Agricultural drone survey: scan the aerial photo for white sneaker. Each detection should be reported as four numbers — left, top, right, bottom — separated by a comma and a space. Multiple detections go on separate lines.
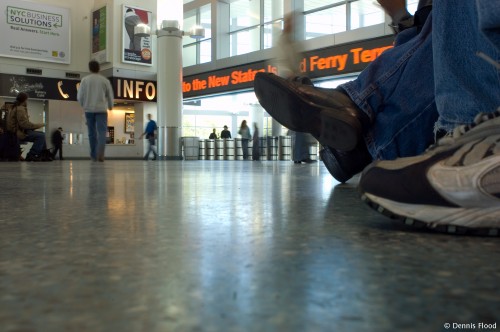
359, 109, 500, 236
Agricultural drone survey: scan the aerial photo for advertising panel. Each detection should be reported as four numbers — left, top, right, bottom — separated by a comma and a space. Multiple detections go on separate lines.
0, 73, 79, 101
122, 5, 153, 66
91, 6, 109, 64
0, 0, 71, 64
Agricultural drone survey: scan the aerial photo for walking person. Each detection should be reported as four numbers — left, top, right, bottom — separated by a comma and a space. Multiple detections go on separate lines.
139, 113, 158, 161
51, 127, 64, 160
77, 60, 114, 162
252, 122, 260, 161
238, 120, 251, 160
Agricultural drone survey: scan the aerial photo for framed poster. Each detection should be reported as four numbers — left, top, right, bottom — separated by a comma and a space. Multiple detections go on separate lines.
0, 0, 71, 64
91, 6, 109, 64
124, 113, 135, 133
122, 5, 152, 66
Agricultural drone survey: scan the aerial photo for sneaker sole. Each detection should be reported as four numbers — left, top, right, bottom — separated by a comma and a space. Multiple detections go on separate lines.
361, 193, 500, 237
254, 75, 361, 151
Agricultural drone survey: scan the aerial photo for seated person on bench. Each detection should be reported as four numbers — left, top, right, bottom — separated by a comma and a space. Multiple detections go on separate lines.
6, 92, 49, 162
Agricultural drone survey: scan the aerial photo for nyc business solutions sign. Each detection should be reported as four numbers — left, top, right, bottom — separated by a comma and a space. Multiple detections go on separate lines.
0, 0, 70, 64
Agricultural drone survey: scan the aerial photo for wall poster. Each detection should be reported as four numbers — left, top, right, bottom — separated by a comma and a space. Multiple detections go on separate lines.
0, 0, 71, 64
91, 6, 109, 64
124, 113, 135, 133
122, 5, 153, 66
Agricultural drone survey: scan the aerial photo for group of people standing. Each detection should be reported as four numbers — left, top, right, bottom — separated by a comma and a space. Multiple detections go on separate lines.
208, 122, 260, 160
209, 125, 232, 139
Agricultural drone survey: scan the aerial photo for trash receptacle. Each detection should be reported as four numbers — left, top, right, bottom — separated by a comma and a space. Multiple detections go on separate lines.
182, 136, 199, 160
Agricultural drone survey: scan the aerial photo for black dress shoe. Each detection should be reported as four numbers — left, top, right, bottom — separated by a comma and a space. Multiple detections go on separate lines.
319, 142, 373, 183
254, 72, 371, 151
301, 158, 317, 163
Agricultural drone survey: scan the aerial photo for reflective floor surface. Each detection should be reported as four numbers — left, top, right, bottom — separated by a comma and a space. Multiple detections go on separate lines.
0, 160, 499, 332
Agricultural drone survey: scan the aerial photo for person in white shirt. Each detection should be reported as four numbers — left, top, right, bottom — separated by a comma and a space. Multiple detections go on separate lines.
77, 60, 114, 162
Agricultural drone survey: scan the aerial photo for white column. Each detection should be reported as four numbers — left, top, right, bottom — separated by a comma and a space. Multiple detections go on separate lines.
157, 0, 183, 160
157, 29, 182, 159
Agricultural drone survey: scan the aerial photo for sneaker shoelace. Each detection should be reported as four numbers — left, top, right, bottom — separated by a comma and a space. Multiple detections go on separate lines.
438, 51, 500, 143
431, 108, 500, 149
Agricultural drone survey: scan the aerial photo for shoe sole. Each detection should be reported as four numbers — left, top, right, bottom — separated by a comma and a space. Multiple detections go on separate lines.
254, 75, 361, 150
319, 148, 351, 183
361, 193, 500, 237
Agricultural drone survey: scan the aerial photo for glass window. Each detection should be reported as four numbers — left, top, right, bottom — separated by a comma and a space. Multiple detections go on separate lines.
182, 44, 196, 67
183, 13, 197, 47
304, 0, 345, 12
350, 0, 384, 30
182, 115, 196, 137
230, 0, 260, 32
305, 5, 347, 40
263, 116, 273, 137
183, 115, 233, 138
199, 40, 211, 64
230, 26, 260, 56
182, 4, 211, 66
200, 4, 211, 39
264, 0, 283, 22
263, 22, 281, 50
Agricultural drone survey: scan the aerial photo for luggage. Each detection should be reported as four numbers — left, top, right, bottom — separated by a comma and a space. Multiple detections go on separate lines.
0, 132, 20, 161
0, 103, 21, 161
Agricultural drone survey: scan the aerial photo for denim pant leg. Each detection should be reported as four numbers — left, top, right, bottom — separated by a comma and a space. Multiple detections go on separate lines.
85, 113, 97, 159
433, 0, 500, 131
24, 130, 46, 156
95, 113, 108, 160
476, 0, 500, 52
150, 139, 157, 158
340, 16, 437, 160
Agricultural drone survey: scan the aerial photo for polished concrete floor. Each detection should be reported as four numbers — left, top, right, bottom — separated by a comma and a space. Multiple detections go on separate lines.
0, 160, 499, 332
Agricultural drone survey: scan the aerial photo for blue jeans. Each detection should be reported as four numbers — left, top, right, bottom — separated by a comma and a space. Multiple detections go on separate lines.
341, 16, 437, 160
477, 0, 500, 51
242, 139, 249, 159
433, 0, 500, 131
144, 137, 157, 160
340, 0, 500, 160
24, 130, 47, 156
85, 112, 107, 160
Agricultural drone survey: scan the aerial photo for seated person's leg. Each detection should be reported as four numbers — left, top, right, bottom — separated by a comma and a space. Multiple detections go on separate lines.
359, 0, 500, 234
433, 0, 500, 131
24, 130, 46, 159
254, 11, 436, 182
340, 15, 436, 161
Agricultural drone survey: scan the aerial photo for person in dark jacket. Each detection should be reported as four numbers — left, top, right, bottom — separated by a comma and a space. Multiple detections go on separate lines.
51, 127, 64, 160
220, 125, 231, 139
209, 128, 217, 139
